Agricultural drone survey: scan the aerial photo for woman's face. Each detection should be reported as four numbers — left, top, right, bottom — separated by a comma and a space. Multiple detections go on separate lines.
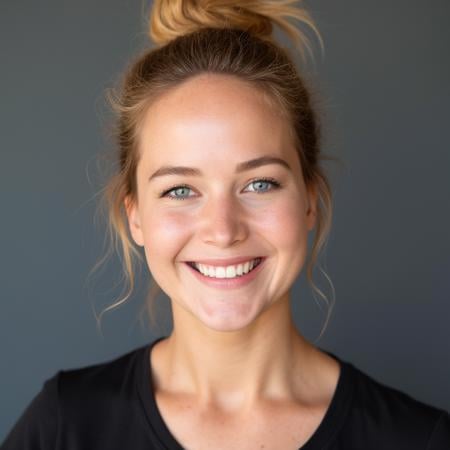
126, 74, 317, 331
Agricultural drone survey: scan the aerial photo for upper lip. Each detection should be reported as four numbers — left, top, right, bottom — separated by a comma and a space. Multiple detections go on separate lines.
186, 256, 264, 267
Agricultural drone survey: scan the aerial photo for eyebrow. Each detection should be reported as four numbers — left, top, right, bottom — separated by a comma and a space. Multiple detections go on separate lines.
148, 156, 291, 182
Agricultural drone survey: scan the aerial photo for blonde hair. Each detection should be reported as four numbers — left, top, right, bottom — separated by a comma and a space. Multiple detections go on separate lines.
92, 0, 337, 342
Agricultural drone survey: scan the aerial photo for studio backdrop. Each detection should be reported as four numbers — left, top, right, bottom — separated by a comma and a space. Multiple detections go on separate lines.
1, 0, 449, 440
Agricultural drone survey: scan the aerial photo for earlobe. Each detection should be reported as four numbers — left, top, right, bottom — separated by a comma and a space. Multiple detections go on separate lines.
306, 183, 318, 230
124, 196, 145, 247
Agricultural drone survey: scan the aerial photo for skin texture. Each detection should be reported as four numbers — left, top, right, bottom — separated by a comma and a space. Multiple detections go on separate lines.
125, 74, 338, 420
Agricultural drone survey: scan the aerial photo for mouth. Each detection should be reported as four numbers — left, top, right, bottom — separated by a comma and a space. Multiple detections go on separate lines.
185, 257, 265, 279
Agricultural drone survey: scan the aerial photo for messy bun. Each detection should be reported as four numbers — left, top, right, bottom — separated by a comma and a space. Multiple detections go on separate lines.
95, 0, 335, 341
150, 0, 323, 60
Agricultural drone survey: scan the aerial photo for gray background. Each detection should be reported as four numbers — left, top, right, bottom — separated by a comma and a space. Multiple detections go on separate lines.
1, 0, 449, 440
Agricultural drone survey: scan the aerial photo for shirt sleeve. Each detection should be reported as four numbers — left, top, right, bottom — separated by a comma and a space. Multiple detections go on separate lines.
0, 372, 60, 450
427, 411, 450, 450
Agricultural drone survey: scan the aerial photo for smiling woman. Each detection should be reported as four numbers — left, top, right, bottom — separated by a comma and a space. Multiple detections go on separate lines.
2, 0, 450, 449
122, 72, 318, 336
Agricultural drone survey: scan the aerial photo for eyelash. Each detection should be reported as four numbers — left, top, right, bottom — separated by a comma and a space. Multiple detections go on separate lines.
159, 177, 282, 201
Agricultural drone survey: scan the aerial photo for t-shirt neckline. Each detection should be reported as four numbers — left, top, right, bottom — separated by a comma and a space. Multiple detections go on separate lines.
137, 336, 355, 450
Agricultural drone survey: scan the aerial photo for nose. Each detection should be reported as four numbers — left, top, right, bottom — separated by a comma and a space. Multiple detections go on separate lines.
198, 193, 249, 248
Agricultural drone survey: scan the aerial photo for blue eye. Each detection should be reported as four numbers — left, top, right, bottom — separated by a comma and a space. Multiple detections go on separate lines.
161, 185, 194, 200
160, 177, 281, 201
246, 178, 281, 193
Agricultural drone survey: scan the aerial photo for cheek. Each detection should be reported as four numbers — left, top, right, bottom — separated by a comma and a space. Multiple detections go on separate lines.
141, 209, 193, 264
254, 195, 308, 247
258, 194, 311, 288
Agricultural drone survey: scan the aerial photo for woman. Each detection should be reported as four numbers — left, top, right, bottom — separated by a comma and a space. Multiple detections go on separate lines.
2, 1, 449, 449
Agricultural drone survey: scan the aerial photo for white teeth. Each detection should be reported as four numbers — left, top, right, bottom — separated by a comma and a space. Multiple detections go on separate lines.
216, 267, 226, 278
194, 258, 261, 278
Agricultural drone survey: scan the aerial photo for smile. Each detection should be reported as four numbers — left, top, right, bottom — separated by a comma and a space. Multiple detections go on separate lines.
183, 257, 266, 289
187, 258, 263, 279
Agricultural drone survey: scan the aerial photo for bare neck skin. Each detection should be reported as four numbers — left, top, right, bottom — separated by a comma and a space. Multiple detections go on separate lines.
151, 293, 324, 414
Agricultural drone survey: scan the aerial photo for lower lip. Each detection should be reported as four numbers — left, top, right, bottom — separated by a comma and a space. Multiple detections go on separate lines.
184, 258, 266, 289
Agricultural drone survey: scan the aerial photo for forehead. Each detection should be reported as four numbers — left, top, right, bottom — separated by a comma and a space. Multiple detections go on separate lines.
138, 74, 298, 171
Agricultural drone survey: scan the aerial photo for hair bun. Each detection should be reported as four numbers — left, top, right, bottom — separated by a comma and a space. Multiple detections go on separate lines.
149, 0, 323, 60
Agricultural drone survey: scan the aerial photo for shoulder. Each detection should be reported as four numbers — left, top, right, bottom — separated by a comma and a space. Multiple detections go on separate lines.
341, 359, 450, 449
1, 372, 60, 448
57, 344, 148, 419
1, 344, 150, 449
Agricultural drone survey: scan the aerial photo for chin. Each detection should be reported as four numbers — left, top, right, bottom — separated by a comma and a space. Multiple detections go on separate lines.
194, 301, 264, 332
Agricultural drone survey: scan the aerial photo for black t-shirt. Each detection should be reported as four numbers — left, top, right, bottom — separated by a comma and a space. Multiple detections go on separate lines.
2, 336, 450, 449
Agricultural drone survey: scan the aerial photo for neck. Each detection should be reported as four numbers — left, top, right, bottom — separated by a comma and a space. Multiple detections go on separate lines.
153, 295, 315, 413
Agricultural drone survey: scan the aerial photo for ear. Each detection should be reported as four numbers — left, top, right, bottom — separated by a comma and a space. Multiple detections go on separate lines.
305, 182, 318, 231
124, 195, 145, 247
